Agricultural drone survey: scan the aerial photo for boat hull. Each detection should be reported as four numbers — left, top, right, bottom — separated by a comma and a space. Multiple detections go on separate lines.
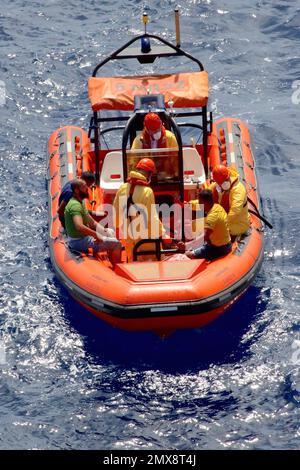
47, 119, 264, 333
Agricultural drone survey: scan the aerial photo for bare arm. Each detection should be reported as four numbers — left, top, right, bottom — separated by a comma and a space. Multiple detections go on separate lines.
85, 213, 110, 239
57, 200, 67, 218
85, 212, 97, 230
72, 215, 98, 238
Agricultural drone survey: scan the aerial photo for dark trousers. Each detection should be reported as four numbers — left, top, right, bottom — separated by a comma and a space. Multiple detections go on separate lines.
194, 242, 232, 261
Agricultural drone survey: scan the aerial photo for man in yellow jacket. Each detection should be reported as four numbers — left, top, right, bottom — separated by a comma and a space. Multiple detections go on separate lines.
179, 189, 232, 260
131, 112, 178, 179
210, 165, 250, 236
131, 112, 178, 150
113, 158, 168, 262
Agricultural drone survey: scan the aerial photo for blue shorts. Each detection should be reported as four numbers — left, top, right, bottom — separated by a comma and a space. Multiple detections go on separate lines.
193, 242, 231, 261
68, 236, 121, 254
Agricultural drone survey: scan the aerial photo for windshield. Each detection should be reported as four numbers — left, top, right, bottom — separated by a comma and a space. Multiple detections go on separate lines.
126, 147, 180, 183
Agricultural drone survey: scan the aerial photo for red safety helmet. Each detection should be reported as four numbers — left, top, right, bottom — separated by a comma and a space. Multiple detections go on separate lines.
144, 113, 162, 132
212, 165, 230, 184
136, 158, 156, 173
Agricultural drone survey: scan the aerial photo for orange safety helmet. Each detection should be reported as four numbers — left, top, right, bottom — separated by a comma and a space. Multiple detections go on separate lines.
144, 112, 162, 132
212, 164, 230, 184
136, 158, 156, 173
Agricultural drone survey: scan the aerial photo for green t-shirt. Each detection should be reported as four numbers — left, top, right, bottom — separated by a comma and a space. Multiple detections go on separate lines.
64, 198, 89, 238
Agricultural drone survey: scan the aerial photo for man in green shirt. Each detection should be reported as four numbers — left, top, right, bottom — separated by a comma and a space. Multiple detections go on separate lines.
64, 179, 122, 267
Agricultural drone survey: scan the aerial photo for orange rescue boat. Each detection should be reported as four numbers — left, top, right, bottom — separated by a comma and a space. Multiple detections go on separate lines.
47, 13, 269, 335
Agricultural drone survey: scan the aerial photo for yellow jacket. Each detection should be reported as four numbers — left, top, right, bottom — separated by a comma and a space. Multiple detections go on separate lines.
113, 171, 164, 261
209, 168, 250, 236
188, 200, 231, 245
131, 129, 178, 149
205, 204, 231, 246
189, 199, 203, 238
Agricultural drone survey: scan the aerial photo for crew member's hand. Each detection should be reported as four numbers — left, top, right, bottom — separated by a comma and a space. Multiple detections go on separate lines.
177, 241, 185, 250
185, 250, 195, 259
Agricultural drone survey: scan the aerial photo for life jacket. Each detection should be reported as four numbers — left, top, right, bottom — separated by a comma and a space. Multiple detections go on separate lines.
140, 125, 167, 149
212, 177, 241, 213
126, 174, 150, 224
209, 167, 249, 236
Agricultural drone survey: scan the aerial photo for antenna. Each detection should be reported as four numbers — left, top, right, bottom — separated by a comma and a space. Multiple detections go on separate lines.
174, 7, 181, 48
142, 12, 149, 34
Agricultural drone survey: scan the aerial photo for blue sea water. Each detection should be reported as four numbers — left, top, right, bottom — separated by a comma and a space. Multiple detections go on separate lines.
0, 0, 300, 450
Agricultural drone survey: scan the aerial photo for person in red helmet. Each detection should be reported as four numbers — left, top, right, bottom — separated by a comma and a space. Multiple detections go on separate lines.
210, 164, 250, 236
136, 157, 156, 173
131, 112, 179, 179
132, 112, 178, 150
212, 165, 230, 187
113, 158, 169, 262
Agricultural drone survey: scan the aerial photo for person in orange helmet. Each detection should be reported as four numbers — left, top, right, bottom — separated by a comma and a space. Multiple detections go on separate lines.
113, 158, 170, 262
132, 112, 178, 150
136, 157, 156, 173
131, 112, 179, 179
210, 164, 250, 236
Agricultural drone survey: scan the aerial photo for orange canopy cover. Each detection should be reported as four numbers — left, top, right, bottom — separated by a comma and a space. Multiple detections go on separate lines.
88, 71, 209, 111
